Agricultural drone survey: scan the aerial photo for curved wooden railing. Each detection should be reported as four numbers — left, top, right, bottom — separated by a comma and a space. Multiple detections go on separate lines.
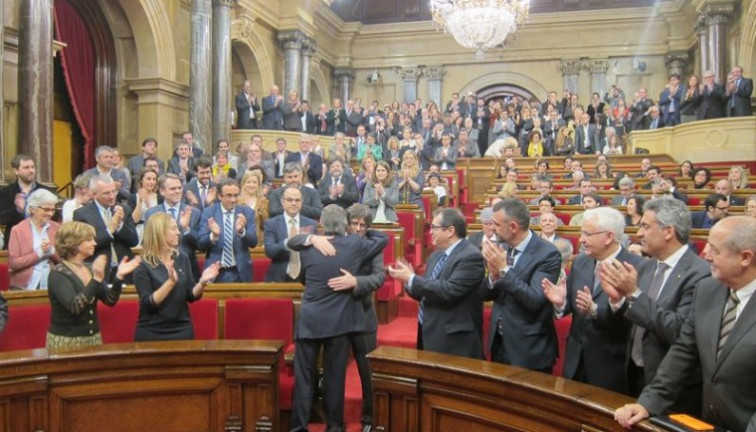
368, 346, 665, 432
0, 340, 282, 432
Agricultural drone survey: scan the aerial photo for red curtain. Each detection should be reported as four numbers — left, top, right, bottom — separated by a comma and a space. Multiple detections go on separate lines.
53, 0, 96, 168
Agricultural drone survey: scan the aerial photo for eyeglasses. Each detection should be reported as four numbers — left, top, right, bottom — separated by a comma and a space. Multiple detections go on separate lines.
430, 225, 450, 231
580, 230, 608, 237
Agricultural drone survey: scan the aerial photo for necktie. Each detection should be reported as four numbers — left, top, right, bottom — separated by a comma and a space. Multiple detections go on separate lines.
717, 289, 739, 359
200, 186, 207, 207
286, 218, 300, 279
221, 212, 234, 267
419, 253, 449, 324
593, 261, 603, 296
507, 247, 519, 267
631, 261, 669, 366
101, 207, 119, 267
168, 207, 177, 220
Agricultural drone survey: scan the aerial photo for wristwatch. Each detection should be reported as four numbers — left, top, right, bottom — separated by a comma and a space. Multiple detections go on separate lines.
499, 266, 510, 278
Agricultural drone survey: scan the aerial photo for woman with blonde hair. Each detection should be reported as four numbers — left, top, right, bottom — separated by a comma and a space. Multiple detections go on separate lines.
363, 160, 399, 223
728, 165, 749, 189
133, 213, 220, 342
498, 180, 519, 199
553, 126, 574, 156
239, 170, 269, 241
47, 221, 140, 349
397, 151, 425, 209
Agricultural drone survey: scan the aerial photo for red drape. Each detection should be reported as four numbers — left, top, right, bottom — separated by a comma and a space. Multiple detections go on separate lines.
53, 0, 96, 169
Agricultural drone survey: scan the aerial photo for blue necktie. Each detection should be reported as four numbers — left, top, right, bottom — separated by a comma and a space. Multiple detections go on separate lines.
168, 207, 177, 220
221, 212, 234, 267
419, 253, 448, 324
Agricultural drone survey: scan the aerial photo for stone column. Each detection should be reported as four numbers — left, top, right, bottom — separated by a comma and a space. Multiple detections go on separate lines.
398, 67, 422, 104
334, 68, 355, 102
300, 39, 316, 101
665, 52, 689, 77
695, 16, 709, 76
426, 66, 446, 108
558, 60, 582, 95
588, 59, 610, 97
702, 3, 734, 83
189, 0, 213, 154
212, 0, 235, 146
18, 0, 54, 182
277, 30, 304, 97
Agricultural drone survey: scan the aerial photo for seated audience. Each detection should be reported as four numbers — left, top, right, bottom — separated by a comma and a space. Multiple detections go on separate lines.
625, 195, 645, 227
728, 165, 749, 190
678, 160, 694, 179
692, 167, 712, 189
691, 193, 729, 229
569, 192, 602, 226
537, 212, 562, 243
714, 179, 746, 206
425, 172, 448, 207
746, 196, 756, 218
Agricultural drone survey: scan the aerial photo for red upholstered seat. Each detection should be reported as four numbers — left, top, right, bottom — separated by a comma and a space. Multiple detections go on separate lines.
687, 196, 701, 205
560, 232, 581, 253
396, 209, 423, 267
224, 298, 294, 409
190, 299, 218, 339
253, 257, 272, 283
552, 315, 572, 377
378, 232, 400, 301
553, 212, 572, 226
0, 263, 9, 291
456, 169, 468, 205
197, 257, 206, 273
98, 300, 139, 344
0, 304, 51, 351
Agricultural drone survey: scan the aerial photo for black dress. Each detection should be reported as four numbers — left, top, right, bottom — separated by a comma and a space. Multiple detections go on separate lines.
133, 252, 199, 341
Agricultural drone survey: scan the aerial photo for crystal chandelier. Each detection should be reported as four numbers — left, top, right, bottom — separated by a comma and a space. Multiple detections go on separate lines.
430, 0, 531, 59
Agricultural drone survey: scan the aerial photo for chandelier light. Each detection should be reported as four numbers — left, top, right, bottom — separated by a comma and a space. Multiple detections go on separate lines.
430, 0, 531, 59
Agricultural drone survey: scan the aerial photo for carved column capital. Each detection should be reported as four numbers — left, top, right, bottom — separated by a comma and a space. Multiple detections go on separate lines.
213, 0, 237, 7
425, 66, 446, 80
587, 59, 609, 74
333, 67, 355, 80
397, 67, 422, 82
301, 38, 316, 57
699, 2, 735, 25
558, 60, 583, 75
695, 14, 709, 34
665, 52, 689, 68
277, 30, 304, 50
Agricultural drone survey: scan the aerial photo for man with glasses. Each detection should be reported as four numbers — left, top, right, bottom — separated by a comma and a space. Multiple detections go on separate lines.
599, 197, 709, 415
389, 208, 486, 359
542, 207, 642, 393
480, 198, 561, 373
197, 178, 257, 282
691, 193, 730, 229
263, 186, 318, 282
268, 163, 323, 220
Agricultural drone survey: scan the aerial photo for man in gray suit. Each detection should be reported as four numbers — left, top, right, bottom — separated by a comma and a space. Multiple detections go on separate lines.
287, 205, 387, 432
481, 198, 562, 373
615, 216, 756, 432
600, 197, 710, 415
389, 208, 486, 359
261, 85, 284, 130
543, 207, 643, 394
611, 177, 636, 206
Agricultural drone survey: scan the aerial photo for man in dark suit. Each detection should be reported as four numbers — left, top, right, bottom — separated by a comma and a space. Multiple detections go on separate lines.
84, 145, 132, 202
268, 163, 323, 220
725, 65, 753, 117
284, 134, 323, 187
611, 177, 636, 206
166, 140, 195, 184
183, 157, 217, 211
287, 205, 387, 432
144, 173, 201, 279
641, 106, 665, 130
629, 88, 654, 131
389, 208, 486, 359
481, 199, 562, 373
319, 158, 359, 209
714, 179, 746, 206
467, 207, 497, 250
235, 80, 260, 129
263, 186, 318, 282
574, 113, 599, 154
196, 178, 258, 282
698, 70, 726, 120
344, 99, 364, 137
543, 207, 643, 393
127, 137, 166, 181
568, 179, 594, 205
691, 193, 729, 229
600, 197, 710, 415
0, 155, 56, 249
261, 85, 284, 130
73, 175, 139, 282
298, 100, 317, 134
615, 216, 756, 432
658, 74, 684, 126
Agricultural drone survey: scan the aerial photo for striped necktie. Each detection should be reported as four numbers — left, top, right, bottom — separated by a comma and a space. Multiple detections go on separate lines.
419, 253, 448, 325
717, 289, 739, 359
221, 212, 234, 267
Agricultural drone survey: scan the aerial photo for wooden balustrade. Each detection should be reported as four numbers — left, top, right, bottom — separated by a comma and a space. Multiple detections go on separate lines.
0, 340, 282, 432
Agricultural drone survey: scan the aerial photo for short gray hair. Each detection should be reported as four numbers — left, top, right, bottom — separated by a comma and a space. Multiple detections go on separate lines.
479, 207, 494, 223
27, 189, 58, 209
283, 162, 304, 175
89, 174, 114, 192
583, 207, 625, 241
618, 177, 635, 188
73, 172, 94, 190
553, 238, 574, 266
321, 204, 348, 235
94, 145, 114, 159
643, 197, 691, 244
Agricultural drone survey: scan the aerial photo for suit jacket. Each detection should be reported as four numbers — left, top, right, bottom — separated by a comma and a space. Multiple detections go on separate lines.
166, 156, 195, 182
363, 182, 399, 223
143, 203, 201, 279
263, 214, 318, 282
236, 160, 275, 183
407, 239, 486, 359
616, 247, 709, 411
282, 102, 303, 131
698, 84, 727, 120
630, 98, 654, 131
638, 278, 756, 432
284, 152, 323, 187
0, 181, 56, 249
729, 195, 746, 206
345, 110, 363, 136
432, 146, 459, 170
574, 124, 599, 154
235, 91, 260, 129
690, 211, 713, 229
567, 194, 585, 205
292, 231, 388, 339
562, 249, 643, 393
658, 86, 685, 124
611, 195, 632, 206
482, 232, 562, 370
642, 116, 665, 130
196, 203, 258, 281
182, 178, 217, 212
727, 77, 754, 117
326, 109, 346, 135
318, 175, 359, 209
7, 219, 61, 288
72, 201, 139, 280
268, 186, 323, 220
299, 111, 317, 134
261, 95, 283, 130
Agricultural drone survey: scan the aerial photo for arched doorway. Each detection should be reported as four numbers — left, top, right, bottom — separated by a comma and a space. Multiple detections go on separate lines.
476, 84, 540, 105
